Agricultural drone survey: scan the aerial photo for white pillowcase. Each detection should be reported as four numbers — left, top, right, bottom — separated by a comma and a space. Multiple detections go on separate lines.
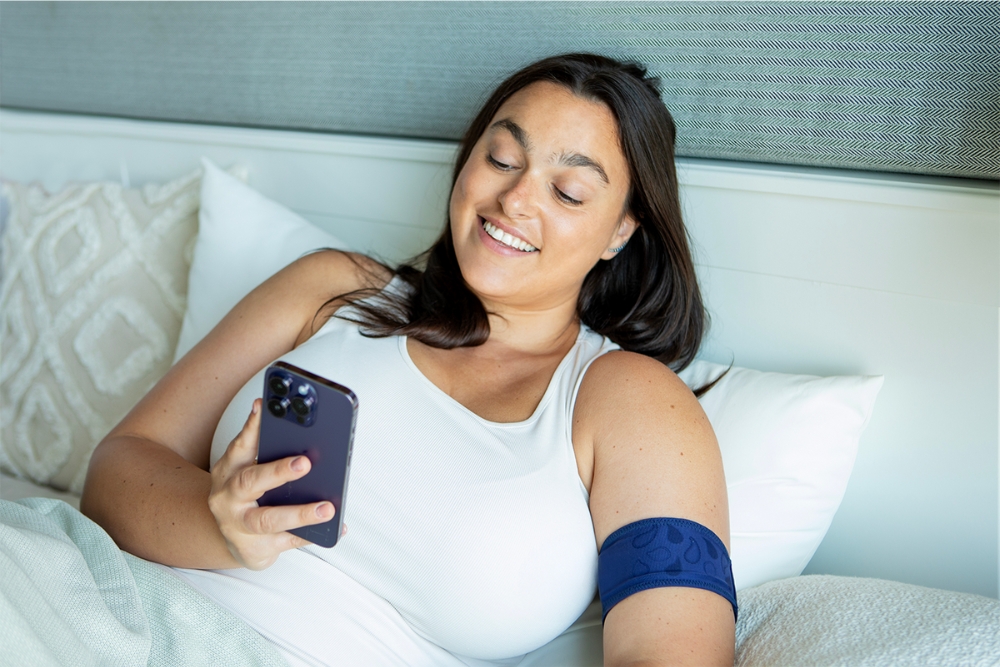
174, 162, 884, 593
677, 360, 883, 591
172, 158, 348, 361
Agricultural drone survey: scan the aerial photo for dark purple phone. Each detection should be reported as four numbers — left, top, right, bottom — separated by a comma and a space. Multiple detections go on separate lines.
256, 361, 358, 548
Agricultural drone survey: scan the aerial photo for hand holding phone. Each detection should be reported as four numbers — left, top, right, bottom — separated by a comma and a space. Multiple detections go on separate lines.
255, 361, 358, 548
207, 362, 357, 568
208, 398, 336, 570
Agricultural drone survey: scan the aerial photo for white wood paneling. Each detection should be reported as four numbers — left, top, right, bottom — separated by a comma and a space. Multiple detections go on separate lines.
1, 109, 998, 597
677, 161, 999, 597
698, 268, 998, 595
688, 191, 999, 306
0, 110, 457, 260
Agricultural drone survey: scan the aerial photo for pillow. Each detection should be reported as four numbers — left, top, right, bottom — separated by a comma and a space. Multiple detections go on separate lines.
677, 360, 883, 591
172, 158, 348, 362
0, 168, 206, 493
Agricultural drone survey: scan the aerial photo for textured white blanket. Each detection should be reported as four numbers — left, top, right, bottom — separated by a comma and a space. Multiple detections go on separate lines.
736, 575, 1000, 666
521, 575, 1000, 666
3, 487, 997, 666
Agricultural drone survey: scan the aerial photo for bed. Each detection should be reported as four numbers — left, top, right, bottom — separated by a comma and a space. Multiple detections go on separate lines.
1, 108, 999, 665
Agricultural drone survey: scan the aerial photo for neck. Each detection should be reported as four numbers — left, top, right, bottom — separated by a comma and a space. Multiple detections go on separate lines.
476, 293, 582, 359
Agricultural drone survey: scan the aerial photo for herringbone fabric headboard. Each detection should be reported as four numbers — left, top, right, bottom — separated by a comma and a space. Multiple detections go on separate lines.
1, 1, 997, 179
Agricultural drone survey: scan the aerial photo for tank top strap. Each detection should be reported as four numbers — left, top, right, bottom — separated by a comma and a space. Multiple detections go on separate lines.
549, 326, 620, 472
313, 273, 411, 337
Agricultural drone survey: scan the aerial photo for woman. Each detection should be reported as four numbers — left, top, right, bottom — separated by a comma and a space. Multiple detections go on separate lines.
82, 53, 736, 666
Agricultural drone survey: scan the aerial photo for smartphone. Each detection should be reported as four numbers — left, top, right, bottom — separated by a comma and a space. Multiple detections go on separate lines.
256, 361, 358, 548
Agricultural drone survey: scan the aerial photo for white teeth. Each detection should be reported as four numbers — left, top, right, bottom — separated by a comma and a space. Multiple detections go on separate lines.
482, 219, 537, 252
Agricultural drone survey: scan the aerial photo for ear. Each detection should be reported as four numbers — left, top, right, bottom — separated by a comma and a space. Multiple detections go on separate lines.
600, 213, 639, 260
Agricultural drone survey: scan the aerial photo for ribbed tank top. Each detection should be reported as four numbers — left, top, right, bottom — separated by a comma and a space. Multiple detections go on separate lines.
187, 294, 619, 662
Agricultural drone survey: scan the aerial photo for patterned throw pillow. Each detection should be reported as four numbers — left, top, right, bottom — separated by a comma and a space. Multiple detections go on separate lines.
0, 168, 203, 493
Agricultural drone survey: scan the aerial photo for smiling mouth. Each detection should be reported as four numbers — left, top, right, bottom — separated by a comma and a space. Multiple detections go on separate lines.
480, 217, 538, 252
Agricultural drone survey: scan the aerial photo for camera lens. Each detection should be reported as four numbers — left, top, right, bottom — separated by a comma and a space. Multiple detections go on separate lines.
291, 395, 314, 417
267, 397, 289, 418
269, 375, 292, 397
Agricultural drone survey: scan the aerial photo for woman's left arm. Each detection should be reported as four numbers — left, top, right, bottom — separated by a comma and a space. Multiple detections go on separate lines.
575, 351, 735, 667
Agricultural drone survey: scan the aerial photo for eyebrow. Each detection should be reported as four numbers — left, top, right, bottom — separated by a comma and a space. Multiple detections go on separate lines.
489, 118, 610, 185
557, 151, 609, 185
491, 119, 531, 151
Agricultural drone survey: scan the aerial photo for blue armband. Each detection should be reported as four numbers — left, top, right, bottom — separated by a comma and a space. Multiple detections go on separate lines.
598, 518, 737, 623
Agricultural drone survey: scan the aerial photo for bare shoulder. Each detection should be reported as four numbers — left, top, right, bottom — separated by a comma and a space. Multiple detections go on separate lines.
576, 350, 728, 549
280, 249, 392, 300
576, 351, 708, 449
272, 250, 393, 340
579, 350, 699, 407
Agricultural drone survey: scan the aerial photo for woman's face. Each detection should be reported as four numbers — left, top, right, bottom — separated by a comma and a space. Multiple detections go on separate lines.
449, 81, 637, 313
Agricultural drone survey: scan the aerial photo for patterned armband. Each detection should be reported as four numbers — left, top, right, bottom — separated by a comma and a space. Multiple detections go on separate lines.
598, 517, 737, 622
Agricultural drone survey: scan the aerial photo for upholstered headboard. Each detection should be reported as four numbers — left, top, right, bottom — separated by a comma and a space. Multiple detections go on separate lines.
1, 1, 998, 179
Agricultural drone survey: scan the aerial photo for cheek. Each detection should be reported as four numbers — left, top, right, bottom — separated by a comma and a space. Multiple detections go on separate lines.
555, 209, 619, 249
449, 164, 479, 216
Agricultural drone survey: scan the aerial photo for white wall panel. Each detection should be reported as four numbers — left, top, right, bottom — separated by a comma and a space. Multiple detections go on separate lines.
680, 160, 1000, 597
697, 267, 998, 596
0, 112, 457, 232
680, 161, 999, 307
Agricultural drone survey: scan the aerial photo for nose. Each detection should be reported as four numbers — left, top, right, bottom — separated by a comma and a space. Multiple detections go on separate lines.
498, 173, 538, 218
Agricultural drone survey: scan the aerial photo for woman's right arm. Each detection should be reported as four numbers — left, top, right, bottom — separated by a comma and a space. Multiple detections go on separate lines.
80, 250, 374, 569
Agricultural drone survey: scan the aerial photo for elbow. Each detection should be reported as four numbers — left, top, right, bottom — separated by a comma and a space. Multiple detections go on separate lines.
78, 437, 114, 522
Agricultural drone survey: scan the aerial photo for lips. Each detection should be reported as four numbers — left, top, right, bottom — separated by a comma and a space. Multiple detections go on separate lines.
479, 217, 538, 252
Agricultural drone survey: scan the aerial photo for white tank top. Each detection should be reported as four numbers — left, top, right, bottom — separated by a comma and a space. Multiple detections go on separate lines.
178, 295, 619, 663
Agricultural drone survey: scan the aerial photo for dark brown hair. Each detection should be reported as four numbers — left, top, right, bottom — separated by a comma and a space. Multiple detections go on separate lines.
328, 53, 707, 373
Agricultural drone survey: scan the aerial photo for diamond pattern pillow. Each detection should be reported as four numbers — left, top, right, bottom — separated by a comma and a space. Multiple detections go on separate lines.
0, 168, 205, 493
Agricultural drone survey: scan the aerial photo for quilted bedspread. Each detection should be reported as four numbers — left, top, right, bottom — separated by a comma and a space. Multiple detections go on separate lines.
2, 496, 999, 666
734, 575, 1000, 666
0, 498, 288, 667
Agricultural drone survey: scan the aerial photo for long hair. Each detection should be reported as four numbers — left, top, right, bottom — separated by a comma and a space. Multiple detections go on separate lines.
326, 53, 707, 373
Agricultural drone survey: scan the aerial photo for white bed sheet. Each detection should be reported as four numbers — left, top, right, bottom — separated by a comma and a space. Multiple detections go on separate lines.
0, 471, 80, 509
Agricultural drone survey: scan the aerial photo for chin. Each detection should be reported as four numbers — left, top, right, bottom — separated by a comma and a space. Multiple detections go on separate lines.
458, 263, 519, 302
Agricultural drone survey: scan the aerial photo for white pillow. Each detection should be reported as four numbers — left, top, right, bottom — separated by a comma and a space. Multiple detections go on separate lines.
172, 158, 348, 361
677, 360, 883, 591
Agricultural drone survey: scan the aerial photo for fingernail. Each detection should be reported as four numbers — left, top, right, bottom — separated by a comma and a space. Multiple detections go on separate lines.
316, 503, 333, 518
251, 400, 259, 415
291, 456, 306, 471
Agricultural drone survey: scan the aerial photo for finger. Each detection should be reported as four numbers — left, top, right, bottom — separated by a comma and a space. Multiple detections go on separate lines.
260, 532, 320, 566
236, 398, 262, 456
218, 400, 262, 473
233, 454, 311, 500
342, 523, 348, 537
281, 533, 312, 551
243, 501, 335, 535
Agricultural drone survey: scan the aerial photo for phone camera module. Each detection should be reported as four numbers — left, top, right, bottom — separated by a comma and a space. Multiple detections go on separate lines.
265, 370, 318, 427
267, 397, 291, 418
291, 395, 314, 417
269, 374, 293, 397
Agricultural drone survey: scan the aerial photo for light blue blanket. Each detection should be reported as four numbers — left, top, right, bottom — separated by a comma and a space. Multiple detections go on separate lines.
0, 498, 288, 667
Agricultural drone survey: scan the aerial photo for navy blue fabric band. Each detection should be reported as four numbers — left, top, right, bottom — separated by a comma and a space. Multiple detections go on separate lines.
598, 518, 737, 623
